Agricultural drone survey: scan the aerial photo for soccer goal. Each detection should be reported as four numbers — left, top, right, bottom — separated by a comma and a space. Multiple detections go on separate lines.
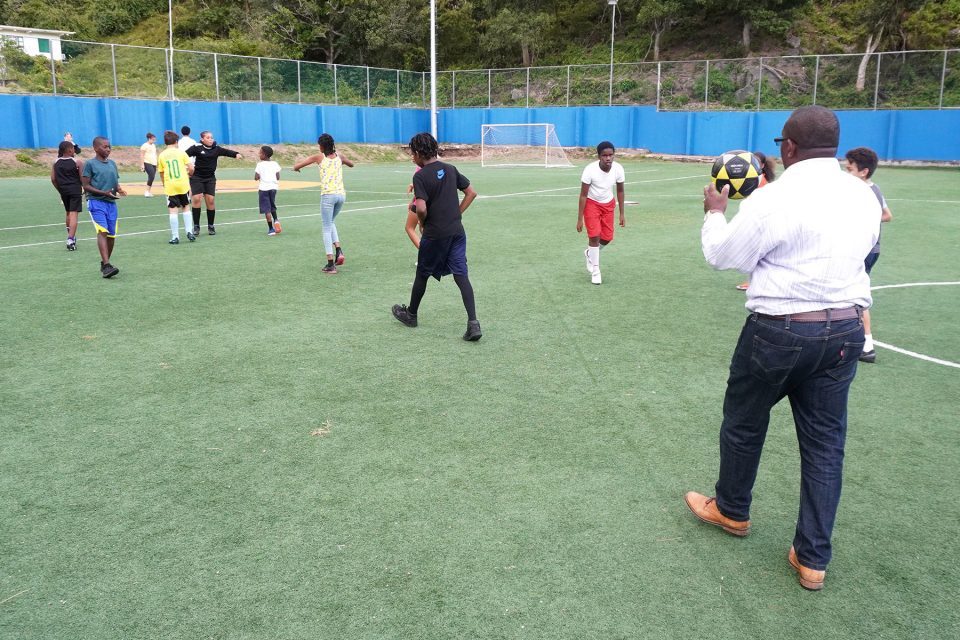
480, 123, 573, 168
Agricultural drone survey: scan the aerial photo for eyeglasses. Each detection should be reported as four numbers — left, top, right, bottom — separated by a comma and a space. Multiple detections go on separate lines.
773, 137, 788, 146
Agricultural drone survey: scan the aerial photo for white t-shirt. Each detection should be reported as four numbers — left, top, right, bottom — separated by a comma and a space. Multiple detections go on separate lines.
178, 135, 197, 164
581, 160, 625, 203
256, 160, 281, 191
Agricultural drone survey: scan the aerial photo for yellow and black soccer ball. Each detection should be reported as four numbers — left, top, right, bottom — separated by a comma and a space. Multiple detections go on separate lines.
711, 150, 763, 200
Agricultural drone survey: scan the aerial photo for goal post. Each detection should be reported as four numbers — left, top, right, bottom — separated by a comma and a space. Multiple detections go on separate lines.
480, 123, 573, 168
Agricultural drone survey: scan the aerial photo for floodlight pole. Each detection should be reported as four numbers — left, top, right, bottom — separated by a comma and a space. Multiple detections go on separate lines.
430, 0, 438, 138
608, 0, 617, 106
168, 0, 175, 100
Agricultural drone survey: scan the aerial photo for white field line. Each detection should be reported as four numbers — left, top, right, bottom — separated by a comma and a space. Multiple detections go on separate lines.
886, 198, 960, 204
871, 281, 960, 290
873, 341, 960, 369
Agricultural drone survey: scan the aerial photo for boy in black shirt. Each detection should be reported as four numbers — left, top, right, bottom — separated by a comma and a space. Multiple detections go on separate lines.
185, 130, 243, 235
392, 133, 481, 341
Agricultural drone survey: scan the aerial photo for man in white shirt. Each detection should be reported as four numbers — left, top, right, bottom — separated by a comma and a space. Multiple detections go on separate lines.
577, 141, 626, 285
684, 106, 880, 591
177, 125, 197, 162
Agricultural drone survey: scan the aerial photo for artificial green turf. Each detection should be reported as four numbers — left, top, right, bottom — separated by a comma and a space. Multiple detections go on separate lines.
1, 159, 958, 639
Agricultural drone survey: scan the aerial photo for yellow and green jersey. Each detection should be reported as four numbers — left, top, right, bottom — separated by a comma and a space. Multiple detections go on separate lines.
157, 147, 191, 196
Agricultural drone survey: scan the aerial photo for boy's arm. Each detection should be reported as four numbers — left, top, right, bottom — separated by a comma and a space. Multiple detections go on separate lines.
254, 172, 261, 181
617, 182, 626, 227
51, 165, 58, 189
459, 185, 477, 214
415, 199, 428, 224
881, 206, 893, 223
405, 210, 421, 248
576, 182, 589, 232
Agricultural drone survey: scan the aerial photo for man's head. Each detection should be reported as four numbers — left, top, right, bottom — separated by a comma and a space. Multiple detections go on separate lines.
844, 147, 878, 181
596, 141, 615, 171
163, 130, 179, 146
181, 125, 191, 136
260, 145, 273, 161
200, 131, 214, 146
92, 136, 111, 159
777, 106, 840, 168
409, 132, 438, 167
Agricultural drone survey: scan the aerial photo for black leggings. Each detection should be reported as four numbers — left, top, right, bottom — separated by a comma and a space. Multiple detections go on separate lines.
144, 163, 156, 186
409, 273, 476, 321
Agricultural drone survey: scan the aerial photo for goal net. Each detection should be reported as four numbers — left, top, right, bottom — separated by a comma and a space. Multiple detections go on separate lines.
480, 123, 572, 168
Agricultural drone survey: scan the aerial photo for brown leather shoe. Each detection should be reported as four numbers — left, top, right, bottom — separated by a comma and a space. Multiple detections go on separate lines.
683, 491, 750, 537
788, 546, 826, 590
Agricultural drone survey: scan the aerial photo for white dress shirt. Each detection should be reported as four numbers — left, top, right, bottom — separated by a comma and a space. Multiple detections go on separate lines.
702, 157, 880, 315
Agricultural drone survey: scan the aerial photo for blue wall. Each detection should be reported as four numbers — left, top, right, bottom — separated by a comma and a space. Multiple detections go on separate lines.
2, 94, 958, 162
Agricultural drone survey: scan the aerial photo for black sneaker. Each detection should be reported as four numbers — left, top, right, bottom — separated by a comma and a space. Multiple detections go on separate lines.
463, 320, 482, 341
169, 237, 180, 245
208, 225, 216, 235
101, 263, 119, 278
187, 231, 196, 242
192, 225, 201, 237
321, 263, 338, 274
392, 304, 417, 327
859, 349, 876, 363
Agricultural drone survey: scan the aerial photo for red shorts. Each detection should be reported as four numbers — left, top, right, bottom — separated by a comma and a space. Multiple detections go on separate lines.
583, 197, 616, 242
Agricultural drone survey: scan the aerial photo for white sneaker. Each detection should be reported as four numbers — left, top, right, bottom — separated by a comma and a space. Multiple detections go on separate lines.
591, 269, 602, 285
584, 248, 593, 273
144, 192, 153, 198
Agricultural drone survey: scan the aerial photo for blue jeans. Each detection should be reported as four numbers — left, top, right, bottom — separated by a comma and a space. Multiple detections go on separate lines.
714, 313, 864, 570
320, 193, 345, 255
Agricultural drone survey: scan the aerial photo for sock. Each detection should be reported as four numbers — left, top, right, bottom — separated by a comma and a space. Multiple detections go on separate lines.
182, 211, 192, 234
326, 259, 334, 267
272, 212, 278, 222
168, 213, 179, 239
267, 218, 274, 231
207, 209, 216, 226
588, 246, 600, 272
864, 333, 874, 352
408, 273, 428, 315
192, 207, 201, 227
335, 246, 343, 257
453, 274, 477, 321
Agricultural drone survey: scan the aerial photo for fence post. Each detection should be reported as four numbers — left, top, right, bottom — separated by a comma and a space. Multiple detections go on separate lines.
214, 53, 220, 101
656, 61, 661, 111
756, 57, 763, 111
396, 69, 400, 108
367, 66, 371, 107
526, 67, 530, 108
704, 60, 709, 110
813, 55, 819, 105
488, 69, 491, 108
258, 57, 263, 102
873, 52, 881, 110
422, 71, 425, 108
452, 71, 456, 108
566, 65, 570, 107
111, 44, 118, 97
50, 54, 57, 96
297, 60, 302, 103
334, 64, 338, 105
940, 50, 948, 109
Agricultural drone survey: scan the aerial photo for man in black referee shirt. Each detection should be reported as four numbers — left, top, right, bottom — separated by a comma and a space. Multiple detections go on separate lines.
186, 131, 243, 235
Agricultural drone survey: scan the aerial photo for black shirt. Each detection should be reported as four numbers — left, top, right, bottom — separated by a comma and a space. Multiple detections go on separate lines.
54, 157, 82, 195
186, 143, 240, 179
413, 161, 470, 239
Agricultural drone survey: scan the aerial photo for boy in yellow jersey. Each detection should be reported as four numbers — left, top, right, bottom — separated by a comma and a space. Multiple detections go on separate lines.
157, 130, 195, 244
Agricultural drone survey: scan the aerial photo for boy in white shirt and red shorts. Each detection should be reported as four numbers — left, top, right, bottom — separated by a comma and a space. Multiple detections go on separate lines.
577, 141, 626, 285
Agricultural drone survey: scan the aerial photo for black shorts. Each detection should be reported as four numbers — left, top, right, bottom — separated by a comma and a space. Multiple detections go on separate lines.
417, 233, 468, 281
190, 177, 216, 196
60, 192, 82, 213
258, 189, 277, 214
167, 193, 190, 209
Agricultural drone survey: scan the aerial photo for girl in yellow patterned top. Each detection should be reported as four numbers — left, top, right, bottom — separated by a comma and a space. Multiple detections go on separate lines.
294, 133, 355, 273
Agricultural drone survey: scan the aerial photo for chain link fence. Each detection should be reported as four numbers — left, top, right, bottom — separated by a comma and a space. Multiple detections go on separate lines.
2, 40, 958, 111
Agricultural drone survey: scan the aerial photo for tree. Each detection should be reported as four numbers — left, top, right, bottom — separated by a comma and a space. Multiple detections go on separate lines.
480, 7, 553, 66
844, 0, 926, 91
635, 0, 693, 60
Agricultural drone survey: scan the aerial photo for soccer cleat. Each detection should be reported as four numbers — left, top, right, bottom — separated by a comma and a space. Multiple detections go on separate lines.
144, 192, 153, 198
169, 237, 180, 245
463, 320, 483, 341
101, 263, 119, 278
584, 248, 594, 273
268, 229, 276, 236
66, 238, 77, 251
591, 269, 602, 285
321, 263, 338, 274
273, 221, 282, 234
186, 232, 196, 242
192, 225, 200, 237
736, 282, 750, 291
392, 304, 417, 327
859, 349, 876, 364
208, 225, 216, 235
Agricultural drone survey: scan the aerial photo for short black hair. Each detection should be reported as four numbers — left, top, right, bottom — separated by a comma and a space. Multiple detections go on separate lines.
260, 145, 274, 159
318, 133, 336, 155
163, 130, 179, 145
596, 141, 615, 155
57, 140, 73, 157
409, 132, 439, 160
92, 136, 108, 148
845, 147, 879, 178
782, 106, 840, 150
181, 125, 190, 136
